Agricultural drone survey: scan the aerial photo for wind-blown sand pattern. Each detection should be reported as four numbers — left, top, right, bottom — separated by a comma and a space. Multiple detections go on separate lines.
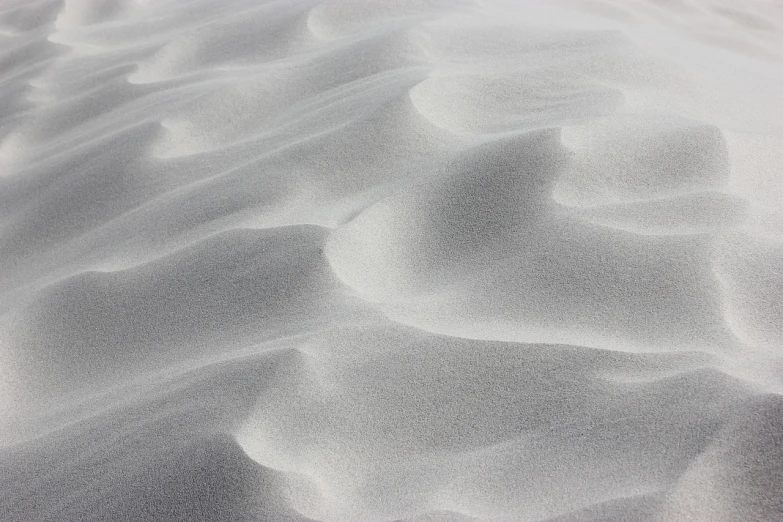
1, 0, 782, 520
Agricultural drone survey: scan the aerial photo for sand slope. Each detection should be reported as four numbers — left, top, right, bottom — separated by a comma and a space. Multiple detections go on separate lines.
1, 0, 782, 520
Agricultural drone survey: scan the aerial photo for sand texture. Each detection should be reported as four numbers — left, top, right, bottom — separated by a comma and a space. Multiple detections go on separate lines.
1, 0, 783, 520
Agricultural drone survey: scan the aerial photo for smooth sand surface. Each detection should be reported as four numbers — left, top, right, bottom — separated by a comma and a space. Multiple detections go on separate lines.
1, 0, 782, 520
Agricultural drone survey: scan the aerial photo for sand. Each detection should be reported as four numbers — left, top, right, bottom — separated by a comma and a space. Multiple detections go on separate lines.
1, 0, 782, 520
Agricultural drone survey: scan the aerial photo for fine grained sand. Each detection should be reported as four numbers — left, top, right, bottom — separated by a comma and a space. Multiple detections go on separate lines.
1, 0, 782, 520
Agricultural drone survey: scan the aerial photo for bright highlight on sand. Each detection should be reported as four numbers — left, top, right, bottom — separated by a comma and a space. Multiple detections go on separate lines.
1, 0, 782, 520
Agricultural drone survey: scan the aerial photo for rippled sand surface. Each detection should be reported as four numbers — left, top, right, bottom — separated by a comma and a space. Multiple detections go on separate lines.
1, 0, 783, 520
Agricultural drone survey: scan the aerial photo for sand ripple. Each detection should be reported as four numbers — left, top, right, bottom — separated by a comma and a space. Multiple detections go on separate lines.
1, 0, 782, 520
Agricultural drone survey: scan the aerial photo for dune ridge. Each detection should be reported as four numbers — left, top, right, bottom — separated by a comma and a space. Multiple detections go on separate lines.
1, 0, 782, 520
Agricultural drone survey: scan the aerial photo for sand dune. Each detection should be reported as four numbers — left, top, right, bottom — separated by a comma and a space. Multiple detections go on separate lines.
1, 0, 782, 520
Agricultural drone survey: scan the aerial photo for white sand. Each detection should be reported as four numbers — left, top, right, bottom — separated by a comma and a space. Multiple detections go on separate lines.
1, 0, 782, 520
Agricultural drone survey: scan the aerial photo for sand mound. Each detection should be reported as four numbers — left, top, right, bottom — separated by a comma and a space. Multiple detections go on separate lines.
1, 0, 782, 520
